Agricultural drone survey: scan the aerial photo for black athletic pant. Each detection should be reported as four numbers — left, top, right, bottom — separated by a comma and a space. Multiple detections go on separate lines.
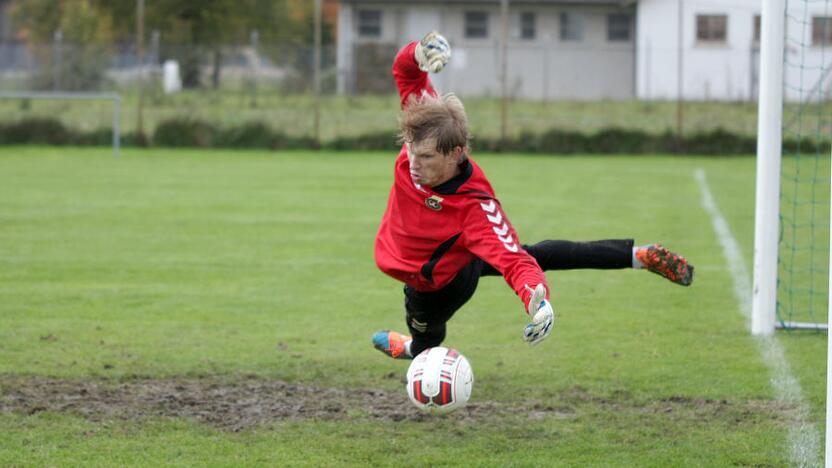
404, 239, 634, 356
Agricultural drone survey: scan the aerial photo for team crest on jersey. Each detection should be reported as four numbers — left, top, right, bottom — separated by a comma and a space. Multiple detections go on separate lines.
425, 195, 444, 211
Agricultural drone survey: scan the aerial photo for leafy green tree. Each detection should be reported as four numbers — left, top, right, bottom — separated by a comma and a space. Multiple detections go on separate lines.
95, 0, 295, 89
12, 0, 115, 90
12, 0, 335, 90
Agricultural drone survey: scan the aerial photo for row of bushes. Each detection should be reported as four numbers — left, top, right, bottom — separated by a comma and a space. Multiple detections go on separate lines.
1, 117, 828, 155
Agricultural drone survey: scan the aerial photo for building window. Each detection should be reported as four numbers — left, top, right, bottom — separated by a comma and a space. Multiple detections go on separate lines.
753, 15, 761, 43
696, 14, 727, 43
560, 12, 584, 41
607, 13, 632, 41
357, 10, 381, 37
465, 11, 488, 39
813, 16, 832, 46
520, 12, 536, 40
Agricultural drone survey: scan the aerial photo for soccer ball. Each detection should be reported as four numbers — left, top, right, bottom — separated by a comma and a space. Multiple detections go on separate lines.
406, 347, 473, 413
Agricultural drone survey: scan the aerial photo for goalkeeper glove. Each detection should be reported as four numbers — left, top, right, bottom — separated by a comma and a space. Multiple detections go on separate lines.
415, 31, 451, 73
523, 284, 555, 346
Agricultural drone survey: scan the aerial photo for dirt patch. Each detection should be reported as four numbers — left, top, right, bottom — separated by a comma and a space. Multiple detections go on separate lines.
0, 376, 506, 431
0, 377, 789, 432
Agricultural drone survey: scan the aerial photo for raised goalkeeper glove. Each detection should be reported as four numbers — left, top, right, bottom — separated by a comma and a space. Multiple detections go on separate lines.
415, 31, 451, 73
523, 284, 555, 346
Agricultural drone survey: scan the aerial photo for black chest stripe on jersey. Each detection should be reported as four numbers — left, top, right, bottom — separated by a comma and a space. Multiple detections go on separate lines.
420, 233, 463, 283
432, 160, 473, 195
455, 189, 492, 199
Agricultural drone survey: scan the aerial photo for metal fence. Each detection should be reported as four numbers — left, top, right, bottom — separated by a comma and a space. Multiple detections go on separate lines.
0, 33, 821, 145
0, 39, 337, 95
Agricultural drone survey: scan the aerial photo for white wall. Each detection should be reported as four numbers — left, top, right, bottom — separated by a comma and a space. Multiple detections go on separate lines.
337, 2, 636, 100
637, 0, 761, 101
637, 0, 831, 102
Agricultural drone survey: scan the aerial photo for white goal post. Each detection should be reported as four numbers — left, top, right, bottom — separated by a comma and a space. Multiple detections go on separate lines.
0, 91, 121, 156
751, 0, 785, 337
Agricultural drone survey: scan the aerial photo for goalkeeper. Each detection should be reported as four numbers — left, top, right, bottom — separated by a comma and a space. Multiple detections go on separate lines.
373, 32, 693, 360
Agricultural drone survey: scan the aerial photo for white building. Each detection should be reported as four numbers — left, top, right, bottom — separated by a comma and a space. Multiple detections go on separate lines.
337, 0, 638, 99
337, 0, 832, 102
638, 0, 831, 102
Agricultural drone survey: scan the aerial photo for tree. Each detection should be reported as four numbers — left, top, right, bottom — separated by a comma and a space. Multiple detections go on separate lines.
12, 0, 115, 90
12, 0, 335, 90
96, 0, 294, 89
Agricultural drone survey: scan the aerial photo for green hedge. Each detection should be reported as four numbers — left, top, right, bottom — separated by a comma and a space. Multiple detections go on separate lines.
0, 116, 828, 155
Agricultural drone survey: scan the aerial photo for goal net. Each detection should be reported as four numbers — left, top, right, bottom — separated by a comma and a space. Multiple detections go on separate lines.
776, 0, 831, 330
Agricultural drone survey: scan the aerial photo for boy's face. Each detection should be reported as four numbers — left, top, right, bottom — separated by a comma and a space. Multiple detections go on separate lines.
406, 137, 462, 188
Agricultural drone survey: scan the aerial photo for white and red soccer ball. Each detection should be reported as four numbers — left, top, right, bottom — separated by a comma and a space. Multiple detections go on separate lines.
406, 347, 473, 413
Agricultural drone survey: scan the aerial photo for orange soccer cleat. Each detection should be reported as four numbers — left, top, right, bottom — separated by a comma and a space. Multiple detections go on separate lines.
636, 244, 694, 286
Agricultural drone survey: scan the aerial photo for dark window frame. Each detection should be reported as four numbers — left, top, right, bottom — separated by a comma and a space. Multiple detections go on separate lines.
520, 12, 536, 40
753, 14, 761, 44
357, 10, 381, 38
607, 13, 632, 42
465, 11, 489, 39
812, 16, 832, 46
559, 12, 584, 42
696, 14, 728, 43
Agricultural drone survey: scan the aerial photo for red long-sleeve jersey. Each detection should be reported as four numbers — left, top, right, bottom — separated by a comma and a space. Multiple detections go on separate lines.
374, 42, 549, 308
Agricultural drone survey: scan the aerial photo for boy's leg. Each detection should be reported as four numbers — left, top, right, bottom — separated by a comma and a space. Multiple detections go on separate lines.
373, 260, 483, 359
479, 239, 693, 286
526, 239, 634, 270
405, 260, 482, 356
480, 239, 633, 276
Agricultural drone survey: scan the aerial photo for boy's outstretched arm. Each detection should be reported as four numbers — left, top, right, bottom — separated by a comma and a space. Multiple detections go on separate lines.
392, 31, 451, 109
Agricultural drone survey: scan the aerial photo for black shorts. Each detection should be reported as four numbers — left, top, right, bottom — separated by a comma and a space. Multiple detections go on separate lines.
403, 239, 634, 355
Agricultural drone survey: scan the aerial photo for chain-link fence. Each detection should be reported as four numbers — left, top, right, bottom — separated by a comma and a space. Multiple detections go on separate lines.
0, 29, 827, 149
0, 36, 350, 140
0, 37, 338, 93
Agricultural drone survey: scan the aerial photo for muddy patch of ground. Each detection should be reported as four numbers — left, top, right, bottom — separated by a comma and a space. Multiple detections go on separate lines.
0, 376, 500, 431
0, 376, 790, 432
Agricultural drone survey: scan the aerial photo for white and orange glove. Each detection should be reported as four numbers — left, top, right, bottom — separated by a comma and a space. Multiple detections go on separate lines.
523, 284, 555, 346
415, 31, 451, 73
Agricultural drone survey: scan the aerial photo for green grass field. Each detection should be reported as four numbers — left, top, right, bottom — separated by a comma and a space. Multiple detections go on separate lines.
0, 147, 826, 466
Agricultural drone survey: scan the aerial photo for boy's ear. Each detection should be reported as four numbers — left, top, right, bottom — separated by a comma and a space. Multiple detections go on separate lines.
452, 146, 464, 162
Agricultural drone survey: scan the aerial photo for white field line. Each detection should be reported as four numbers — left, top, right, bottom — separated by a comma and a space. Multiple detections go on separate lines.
694, 168, 821, 468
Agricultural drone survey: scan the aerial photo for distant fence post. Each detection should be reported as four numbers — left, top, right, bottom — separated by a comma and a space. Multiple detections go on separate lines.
676, 0, 685, 151
314, 0, 322, 146
151, 30, 160, 66
249, 30, 259, 108
136, 0, 146, 136
52, 30, 63, 91
113, 94, 121, 156
499, 0, 509, 142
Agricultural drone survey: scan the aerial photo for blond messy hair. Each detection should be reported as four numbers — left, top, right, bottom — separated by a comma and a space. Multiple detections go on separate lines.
398, 93, 471, 156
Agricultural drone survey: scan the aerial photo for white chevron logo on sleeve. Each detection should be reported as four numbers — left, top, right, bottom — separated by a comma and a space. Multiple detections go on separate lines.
492, 223, 509, 236
486, 211, 502, 225
479, 199, 518, 253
